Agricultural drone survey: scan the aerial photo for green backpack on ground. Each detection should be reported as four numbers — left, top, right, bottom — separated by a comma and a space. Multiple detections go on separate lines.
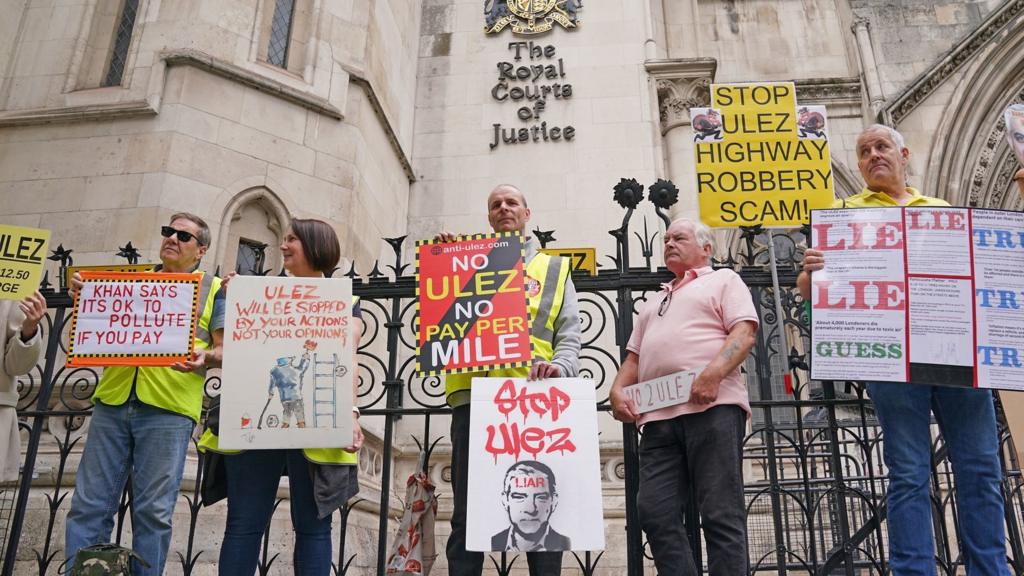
70, 544, 149, 576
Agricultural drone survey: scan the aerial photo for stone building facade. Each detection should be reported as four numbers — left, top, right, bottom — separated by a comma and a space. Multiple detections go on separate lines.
2, 0, 1024, 574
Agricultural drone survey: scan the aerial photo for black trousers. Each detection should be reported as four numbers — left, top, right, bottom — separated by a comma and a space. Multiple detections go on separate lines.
447, 404, 563, 576
637, 405, 749, 576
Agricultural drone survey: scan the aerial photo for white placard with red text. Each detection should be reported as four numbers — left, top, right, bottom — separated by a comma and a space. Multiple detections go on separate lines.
219, 276, 355, 449
810, 207, 1024, 390
466, 378, 604, 552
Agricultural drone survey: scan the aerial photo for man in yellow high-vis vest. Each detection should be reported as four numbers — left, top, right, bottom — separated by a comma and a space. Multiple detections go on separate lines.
438, 184, 581, 576
64, 213, 224, 576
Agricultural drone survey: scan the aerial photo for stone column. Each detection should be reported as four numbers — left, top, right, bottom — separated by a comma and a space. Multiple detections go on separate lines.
645, 58, 717, 222
851, 18, 886, 117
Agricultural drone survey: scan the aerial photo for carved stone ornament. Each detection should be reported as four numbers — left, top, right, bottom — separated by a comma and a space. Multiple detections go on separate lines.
645, 58, 717, 134
484, 0, 581, 35
886, 0, 1024, 123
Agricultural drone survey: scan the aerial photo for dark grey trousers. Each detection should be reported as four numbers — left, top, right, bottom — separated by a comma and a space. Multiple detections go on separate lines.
637, 405, 749, 576
447, 404, 563, 576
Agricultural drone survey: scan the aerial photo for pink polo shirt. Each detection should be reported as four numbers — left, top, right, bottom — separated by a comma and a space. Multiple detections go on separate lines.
626, 266, 759, 426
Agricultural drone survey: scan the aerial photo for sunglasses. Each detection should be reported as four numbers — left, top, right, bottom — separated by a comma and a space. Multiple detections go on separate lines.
160, 226, 199, 244
658, 290, 673, 317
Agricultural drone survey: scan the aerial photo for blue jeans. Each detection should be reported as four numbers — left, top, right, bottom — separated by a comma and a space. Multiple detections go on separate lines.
65, 399, 195, 575
219, 449, 333, 576
867, 382, 1010, 576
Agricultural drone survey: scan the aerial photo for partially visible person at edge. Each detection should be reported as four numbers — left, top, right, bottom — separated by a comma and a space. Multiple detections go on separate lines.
0, 291, 47, 482
609, 218, 758, 576
198, 218, 364, 576
438, 184, 581, 576
798, 124, 1011, 576
64, 213, 224, 576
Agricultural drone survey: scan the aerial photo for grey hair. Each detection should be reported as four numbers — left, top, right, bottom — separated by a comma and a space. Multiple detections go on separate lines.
862, 124, 906, 151
169, 212, 211, 247
670, 218, 715, 252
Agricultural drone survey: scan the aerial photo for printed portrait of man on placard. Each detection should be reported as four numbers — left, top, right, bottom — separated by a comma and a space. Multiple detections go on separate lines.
491, 460, 572, 552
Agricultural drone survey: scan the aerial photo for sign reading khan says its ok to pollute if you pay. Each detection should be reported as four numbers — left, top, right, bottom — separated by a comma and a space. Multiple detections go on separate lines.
691, 82, 834, 228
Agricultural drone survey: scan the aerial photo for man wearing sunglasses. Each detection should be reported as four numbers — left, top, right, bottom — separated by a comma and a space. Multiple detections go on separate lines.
609, 218, 758, 576
64, 213, 224, 576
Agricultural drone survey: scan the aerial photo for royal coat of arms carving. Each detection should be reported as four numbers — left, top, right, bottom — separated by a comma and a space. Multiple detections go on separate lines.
485, 0, 582, 35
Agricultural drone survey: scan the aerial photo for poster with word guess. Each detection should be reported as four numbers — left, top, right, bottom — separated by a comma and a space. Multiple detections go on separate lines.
467, 378, 604, 552
810, 206, 1024, 390
67, 271, 200, 367
416, 233, 531, 376
691, 82, 834, 227
219, 276, 355, 449
0, 224, 50, 300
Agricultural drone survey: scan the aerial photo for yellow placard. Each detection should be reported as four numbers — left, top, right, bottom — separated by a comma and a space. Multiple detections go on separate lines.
694, 82, 834, 228
541, 248, 597, 275
66, 263, 157, 290
0, 225, 50, 300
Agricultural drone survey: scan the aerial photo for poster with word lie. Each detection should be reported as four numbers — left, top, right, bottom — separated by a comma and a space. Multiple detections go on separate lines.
467, 377, 604, 552
416, 233, 532, 376
220, 276, 355, 449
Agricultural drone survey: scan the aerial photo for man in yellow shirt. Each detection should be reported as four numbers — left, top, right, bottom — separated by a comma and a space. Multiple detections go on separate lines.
798, 125, 1010, 576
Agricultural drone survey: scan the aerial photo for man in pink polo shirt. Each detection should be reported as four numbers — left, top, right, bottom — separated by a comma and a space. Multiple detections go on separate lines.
610, 217, 758, 576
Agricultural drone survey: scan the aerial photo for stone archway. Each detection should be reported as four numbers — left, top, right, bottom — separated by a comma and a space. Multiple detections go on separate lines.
213, 186, 292, 275
925, 23, 1024, 210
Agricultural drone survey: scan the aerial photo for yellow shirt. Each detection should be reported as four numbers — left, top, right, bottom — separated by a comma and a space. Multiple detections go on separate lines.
832, 186, 950, 208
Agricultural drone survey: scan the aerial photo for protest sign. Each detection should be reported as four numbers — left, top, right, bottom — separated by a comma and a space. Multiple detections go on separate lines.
67, 271, 200, 367
66, 263, 155, 292
1005, 103, 1024, 167
467, 377, 604, 552
540, 247, 597, 275
809, 206, 1024, 390
219, 276, 355, 449
0, 224, 50, 300
692, 82, 834, 227
416, 233, 531, 376
621, 367, 702, 414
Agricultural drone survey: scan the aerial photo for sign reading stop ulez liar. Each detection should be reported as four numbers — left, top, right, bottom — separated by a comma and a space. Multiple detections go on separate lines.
416, 233, 532, 377
67, 271, 201, 367
693, 82, 835, 228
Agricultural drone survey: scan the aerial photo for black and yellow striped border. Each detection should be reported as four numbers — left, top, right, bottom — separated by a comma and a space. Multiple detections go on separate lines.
67, 273, 201, 364
414, 231, 531, 376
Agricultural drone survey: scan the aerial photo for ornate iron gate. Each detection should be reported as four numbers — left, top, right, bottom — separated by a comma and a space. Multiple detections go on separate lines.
3, 193, 1024, 575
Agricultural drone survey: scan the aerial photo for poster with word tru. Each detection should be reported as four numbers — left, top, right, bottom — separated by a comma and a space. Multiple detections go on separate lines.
467, 378, 604, 552
67, 271, 200, 367
220, 276, 355, 449
691, 82, 834, 227
810, 206, 1024, 390
416, 233, 531, 376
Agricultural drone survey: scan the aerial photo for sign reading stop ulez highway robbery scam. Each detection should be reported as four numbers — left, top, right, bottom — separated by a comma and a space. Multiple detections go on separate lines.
416, 233, 532, 376
692, 82, 835, 227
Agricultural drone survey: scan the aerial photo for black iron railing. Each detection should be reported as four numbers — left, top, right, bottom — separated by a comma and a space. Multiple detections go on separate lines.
3, 189, 1024, 575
